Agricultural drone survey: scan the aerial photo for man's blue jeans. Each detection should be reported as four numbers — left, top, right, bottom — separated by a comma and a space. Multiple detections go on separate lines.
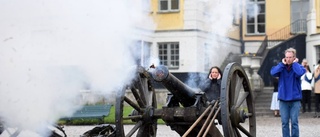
279, 100, 301, 137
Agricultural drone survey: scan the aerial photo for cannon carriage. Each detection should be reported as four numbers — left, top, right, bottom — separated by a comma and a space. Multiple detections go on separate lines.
114, 62, 256, 137
0, 62, 256, 137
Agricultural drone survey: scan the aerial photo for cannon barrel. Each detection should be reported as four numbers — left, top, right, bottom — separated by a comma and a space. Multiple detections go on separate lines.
151, 65, 200, 107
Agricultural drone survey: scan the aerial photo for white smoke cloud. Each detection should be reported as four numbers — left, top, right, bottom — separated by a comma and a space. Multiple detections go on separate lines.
185, 0, 238, 88
0, 0, 153, 136
187, 0, 261, 88
246, 0, 261, 19
203, 0, 243, 65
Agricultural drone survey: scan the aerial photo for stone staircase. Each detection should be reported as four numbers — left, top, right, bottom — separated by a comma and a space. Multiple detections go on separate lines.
255, 86, 318, 117
254, 87, 274, 117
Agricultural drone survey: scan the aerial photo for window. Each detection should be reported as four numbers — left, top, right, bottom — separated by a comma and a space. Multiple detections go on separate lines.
142, 0, 152, 13
204, 44, 210, 72
247, 0, 265, 34
134, 41, 152, 67
316, 46, 320, 63
159, 0, 179, 12
158, 42, 179, 69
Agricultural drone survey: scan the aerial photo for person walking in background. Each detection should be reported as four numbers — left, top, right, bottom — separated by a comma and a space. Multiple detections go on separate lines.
270, 47, 305, 137
270, 77, 280, 117
300, 59, 313, 113
314, 60, 320, 117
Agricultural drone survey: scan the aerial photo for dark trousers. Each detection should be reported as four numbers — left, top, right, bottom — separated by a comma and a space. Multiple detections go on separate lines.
315, 94, 320, 112
302, 90, 312, 112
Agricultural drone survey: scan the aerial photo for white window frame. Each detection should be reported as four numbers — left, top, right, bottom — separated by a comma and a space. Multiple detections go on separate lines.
158, 42, 179, 69
246, 0, 266, 34
135, 41, 152, 67
158, 0, 180, 13
316, 46, 320, 64
204, 44, 211, 72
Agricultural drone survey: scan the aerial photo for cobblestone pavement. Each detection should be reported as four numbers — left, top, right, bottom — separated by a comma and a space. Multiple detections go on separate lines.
62, 113, 320, 137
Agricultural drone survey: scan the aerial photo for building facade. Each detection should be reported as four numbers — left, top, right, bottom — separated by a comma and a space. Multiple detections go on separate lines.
136, 0, 317, 86
148, 0, 242, 73
307, 0, 320, 69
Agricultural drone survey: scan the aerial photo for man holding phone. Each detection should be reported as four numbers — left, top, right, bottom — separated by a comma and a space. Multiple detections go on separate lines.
270, 47, 305, 137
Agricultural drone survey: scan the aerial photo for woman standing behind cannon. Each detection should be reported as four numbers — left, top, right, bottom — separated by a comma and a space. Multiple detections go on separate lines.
200, 66, 223, 102
300, 59, 313, 113
270, 77, 280, 117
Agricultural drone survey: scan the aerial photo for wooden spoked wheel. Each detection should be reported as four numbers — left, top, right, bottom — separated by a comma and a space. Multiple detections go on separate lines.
220, 62, 256, 137
115, 67, 157, 137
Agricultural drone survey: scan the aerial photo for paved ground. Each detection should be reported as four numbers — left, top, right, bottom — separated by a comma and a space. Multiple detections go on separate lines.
1, 113, 320, 137
61, 112, 320, 137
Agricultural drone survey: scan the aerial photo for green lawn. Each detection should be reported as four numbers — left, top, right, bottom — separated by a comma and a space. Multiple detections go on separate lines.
105, 105, 165, 124
59, 105, 165, 125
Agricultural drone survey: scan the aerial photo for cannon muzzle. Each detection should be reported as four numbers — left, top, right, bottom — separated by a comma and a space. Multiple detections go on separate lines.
151, 65, 200, 107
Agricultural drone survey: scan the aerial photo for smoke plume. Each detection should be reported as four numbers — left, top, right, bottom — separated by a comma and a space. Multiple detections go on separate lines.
0, 0, 153, 136
187, 0, 261, 88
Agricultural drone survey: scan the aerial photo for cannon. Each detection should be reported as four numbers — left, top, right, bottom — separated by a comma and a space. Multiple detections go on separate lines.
0, 62, 255, 137
114, 62, 256, 137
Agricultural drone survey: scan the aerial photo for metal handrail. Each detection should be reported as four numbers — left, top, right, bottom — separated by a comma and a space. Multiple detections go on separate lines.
256, 36, 268, 56
255, 19, 307, 58
267, 19, 306, 48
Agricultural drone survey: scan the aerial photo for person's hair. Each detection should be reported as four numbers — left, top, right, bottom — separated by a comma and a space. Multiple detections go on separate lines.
207, 66, 223, 78
302, 58, 307, 63
318, 59, 320, 64
305, 65, 311, 73
284, 47, 296, 57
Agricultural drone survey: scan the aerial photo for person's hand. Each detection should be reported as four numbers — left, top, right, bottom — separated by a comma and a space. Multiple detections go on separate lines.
209, 75, 213, 80
217, 74, 221, 79
282, 58, 286, 65
293, 58, 299, 63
